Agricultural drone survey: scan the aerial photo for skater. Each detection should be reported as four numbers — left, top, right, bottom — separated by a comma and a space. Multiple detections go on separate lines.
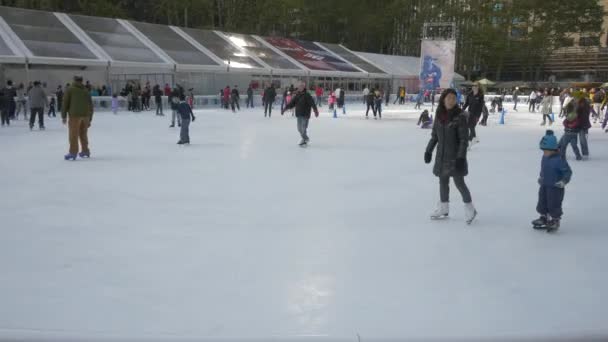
414, 91, 423, 110
153, 84, 163, 116
374, 89, 383, 119
479, 104, 489, 126
47, 97, 56, 117
246, 85, 254, 108
111, 94, 119, 114
424, 88, 477, 224
187, 89, 194, 109
230, 85, 240, 113
337, 87, 346, 114
362, 86, 369, 104
529, 90, 537, 112
592, 88, 605, 124
284, 91, 294, 116
385, 86, 391, 106
223, 86, 231, 110
15, 83, 27, 120
417, 109, 432, 129
602, 98, 608, 131
533, 130, 572, 232
365, 88, 376, 118
558, 100, 582, 161
576, 97, 591, 159
28, 81, 48, 130
1, 80, 17, 126
539, 90, 554, 125
55, 85, 63, 113
263, 84, 276, 117
512, 87, 520, 111
462, 82, 484, 144
62, 76, 94, 160
169, 88, 181, 127
328, 91, 336, 111
282, 81, 319, 147
315, 85, 323, 107
176, 95, 196, 145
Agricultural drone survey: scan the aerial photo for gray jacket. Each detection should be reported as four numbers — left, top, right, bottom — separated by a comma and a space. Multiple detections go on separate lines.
28, 86, 48, 108
426, 107, 470, 177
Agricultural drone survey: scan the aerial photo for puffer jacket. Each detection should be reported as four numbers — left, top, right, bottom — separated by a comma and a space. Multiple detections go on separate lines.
426, 106, 470, 177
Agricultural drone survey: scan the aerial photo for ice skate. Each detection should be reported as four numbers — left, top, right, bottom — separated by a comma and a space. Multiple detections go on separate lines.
430, 202, 449, 220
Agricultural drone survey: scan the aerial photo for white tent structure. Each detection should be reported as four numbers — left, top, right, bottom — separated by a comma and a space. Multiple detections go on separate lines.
0, 5, 460, 95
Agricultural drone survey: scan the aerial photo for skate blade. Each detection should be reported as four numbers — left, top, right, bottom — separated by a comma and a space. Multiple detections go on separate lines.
430, 215, 449, 220
466, 210, 478, 225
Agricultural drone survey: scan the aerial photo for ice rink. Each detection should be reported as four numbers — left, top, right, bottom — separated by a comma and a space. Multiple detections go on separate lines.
1, 102, 607, 341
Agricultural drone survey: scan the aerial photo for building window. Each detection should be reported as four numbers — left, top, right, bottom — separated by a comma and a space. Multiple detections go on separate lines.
511, 27, 526, 39
579, 36, 600, 47
558, 37, 574, 47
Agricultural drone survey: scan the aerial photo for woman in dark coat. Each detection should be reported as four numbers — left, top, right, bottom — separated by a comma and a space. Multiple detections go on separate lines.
424, 88, 477, 224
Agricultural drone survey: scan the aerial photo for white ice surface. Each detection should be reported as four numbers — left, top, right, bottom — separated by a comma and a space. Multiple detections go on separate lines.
1, 103, 607, 341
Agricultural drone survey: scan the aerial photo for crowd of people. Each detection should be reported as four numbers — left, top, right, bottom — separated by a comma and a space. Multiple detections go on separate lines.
3, 73, 608, 231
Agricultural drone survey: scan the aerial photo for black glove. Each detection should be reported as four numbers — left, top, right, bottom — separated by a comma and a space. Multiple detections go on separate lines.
192, 116, 196, 122
455, 158, 466, 171
424, 152, 432, 164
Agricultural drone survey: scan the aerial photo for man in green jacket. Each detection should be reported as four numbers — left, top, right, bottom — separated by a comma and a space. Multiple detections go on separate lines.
62, 76, 94, 160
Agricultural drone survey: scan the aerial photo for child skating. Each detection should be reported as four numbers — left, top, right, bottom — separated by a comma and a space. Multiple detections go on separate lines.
111, 94, 119, 114
532, 130, 572, 232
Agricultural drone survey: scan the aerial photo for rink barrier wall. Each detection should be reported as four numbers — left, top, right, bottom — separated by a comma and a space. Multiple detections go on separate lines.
10, 94, 552, 112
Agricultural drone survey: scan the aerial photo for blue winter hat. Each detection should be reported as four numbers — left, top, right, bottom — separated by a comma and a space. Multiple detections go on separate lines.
540, 130, 559, 150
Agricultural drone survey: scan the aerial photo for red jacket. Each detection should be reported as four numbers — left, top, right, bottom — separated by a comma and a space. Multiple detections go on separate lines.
315, 87, 323, 97
164, 86, 171, 96
563, 116, 580, 130
223, 87, 231, 100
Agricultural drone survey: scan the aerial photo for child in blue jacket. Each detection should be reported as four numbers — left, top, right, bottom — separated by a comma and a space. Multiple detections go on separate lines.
533, 130, 572, 232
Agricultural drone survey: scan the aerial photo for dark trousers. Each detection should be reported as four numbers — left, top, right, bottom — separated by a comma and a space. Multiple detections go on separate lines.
529, 100, 535, 112
316, 96, 322, 107
231, 98, 240, 112
48, 105, 56, 117
375, 101, 382, 118
537, 185, 564, 219
155, 99, 163, 115
365, 102, 376, 116
246, 96, 254, 108
513, 99, 518, 110
469, 115, 480, 140
559, 132, 582, 160
29, 107, 44, 128
480, 111, 489, 125
7, 101, 15, 118
265, 100, 273, 117
579, 129, 589, 156
297, 116, 309, 141
57, 97, 62, 112
1, 108, 9, 125
180, 118, 191, 143
439, 175, 472, 203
